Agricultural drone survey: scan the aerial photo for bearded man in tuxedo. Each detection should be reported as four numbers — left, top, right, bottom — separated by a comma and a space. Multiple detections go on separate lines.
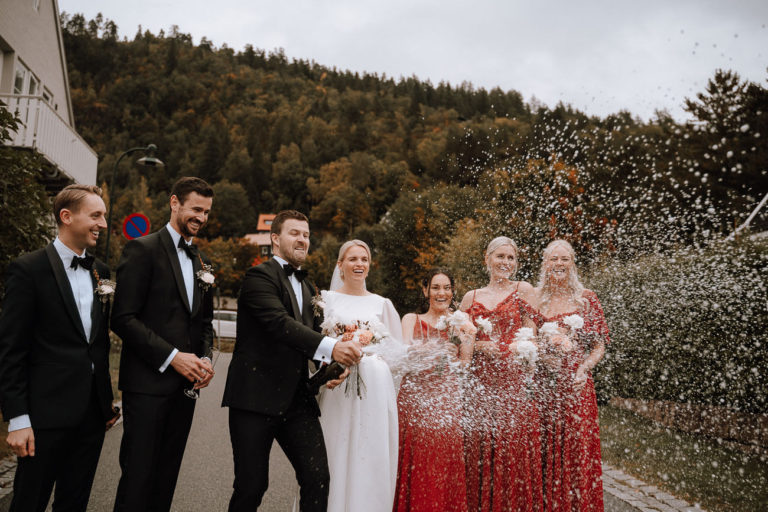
222, 210, 362, 511
0, 184, 119, 512
111, 176, 215, 512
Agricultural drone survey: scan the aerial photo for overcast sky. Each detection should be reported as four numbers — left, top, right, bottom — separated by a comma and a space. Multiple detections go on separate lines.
58, 0, 768, 121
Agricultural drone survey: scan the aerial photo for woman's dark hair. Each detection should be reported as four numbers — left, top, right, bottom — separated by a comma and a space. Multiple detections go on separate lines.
417, 267, 456, 313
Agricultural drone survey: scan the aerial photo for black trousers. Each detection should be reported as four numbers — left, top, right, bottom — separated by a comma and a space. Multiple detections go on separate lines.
10, 380, 105, 512
113, 389, 195, 512
228, 389, 329, 512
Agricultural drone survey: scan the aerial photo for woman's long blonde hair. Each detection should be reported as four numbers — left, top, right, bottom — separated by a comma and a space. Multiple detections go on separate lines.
536, 239, 585, 313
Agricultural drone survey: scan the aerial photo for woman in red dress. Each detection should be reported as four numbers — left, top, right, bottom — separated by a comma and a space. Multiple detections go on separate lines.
534, 240, 608, 512
394, 268, 475, 512
459, 237, 544, 512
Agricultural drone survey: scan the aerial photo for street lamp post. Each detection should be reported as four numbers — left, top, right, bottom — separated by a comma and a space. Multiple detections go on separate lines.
104, 144, 165, 263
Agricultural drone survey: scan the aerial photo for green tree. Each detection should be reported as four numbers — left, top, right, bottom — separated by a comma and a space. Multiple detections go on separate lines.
206, 180, 257, 238
0, 107, 55, 297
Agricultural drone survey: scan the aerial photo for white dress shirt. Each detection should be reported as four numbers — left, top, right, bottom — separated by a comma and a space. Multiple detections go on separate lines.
272, 255, 336, 363
159, 223, 196, 372
9, 238, 95, 432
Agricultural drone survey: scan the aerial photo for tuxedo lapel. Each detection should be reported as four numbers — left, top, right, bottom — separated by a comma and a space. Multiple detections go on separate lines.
159, 229, 192, 313
301, 280, 314, 327
45, 244, 87, 342
191, 252, 202, 316
271, 259, 301, 322
88, 258, 101, 344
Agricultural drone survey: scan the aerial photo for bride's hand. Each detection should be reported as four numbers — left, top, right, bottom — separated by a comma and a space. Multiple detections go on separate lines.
326, 367, 351, 389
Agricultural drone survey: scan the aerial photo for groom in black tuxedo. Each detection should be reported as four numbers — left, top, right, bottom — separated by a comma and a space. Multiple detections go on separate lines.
222, 210, 362, 511
111, 177, 215, 512
0, 184, 118, 512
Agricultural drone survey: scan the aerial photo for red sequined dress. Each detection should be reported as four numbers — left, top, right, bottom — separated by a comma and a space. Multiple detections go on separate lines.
465, 289, 544, 512
539, 290, 609, 512
394, 318, 469, 512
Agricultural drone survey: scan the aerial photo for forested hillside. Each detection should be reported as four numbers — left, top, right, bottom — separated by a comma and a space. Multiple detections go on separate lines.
60, 13, 767, 309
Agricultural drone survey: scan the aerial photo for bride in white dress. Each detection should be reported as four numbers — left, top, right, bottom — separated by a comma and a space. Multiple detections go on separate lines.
316, 239, 404, 512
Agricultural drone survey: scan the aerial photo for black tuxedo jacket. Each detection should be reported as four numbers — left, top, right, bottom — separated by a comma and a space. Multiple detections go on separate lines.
222, 258, 324, 416
111, 228, 214, 395
0, 244, 114, 429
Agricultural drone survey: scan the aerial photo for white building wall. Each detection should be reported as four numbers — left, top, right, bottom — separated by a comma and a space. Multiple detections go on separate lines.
0, 0, 73, 125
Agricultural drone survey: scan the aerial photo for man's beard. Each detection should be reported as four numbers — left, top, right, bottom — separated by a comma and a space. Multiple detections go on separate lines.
284, 245, 307, 268
179, 218, 201, 239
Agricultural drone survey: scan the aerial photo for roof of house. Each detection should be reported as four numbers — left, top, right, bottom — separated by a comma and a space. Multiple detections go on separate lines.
257, 214, 276, 232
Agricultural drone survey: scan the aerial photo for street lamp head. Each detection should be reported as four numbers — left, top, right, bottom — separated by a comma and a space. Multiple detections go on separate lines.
136, 144, 165, 167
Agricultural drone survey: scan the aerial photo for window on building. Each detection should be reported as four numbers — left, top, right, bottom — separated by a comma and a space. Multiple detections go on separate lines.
28, 75, 38, 96
42, 87, 53, 104
13, 68, 26, 94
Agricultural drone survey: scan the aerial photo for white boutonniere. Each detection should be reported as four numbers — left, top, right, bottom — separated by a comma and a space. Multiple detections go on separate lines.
196, 256, 215, 292
92, 269, 116, 304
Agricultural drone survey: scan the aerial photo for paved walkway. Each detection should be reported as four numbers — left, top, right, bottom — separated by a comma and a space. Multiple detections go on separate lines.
0, 352, 701, 511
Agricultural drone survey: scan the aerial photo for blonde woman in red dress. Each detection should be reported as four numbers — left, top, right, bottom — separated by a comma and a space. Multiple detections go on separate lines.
533, 240, 608, 512
459, 237, 544, 512
394, 268, 474, 512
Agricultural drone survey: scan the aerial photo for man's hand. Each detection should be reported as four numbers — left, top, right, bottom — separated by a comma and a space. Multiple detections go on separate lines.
193, 358, 215, 390
7, 427, 35, 457
331, 340, 362, 366
170, 352, 214, 384
106, 405, 121, 431
326, 367, 351, 389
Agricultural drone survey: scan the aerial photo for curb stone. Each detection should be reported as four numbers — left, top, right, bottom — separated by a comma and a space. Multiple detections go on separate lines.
602, 462, 704, 511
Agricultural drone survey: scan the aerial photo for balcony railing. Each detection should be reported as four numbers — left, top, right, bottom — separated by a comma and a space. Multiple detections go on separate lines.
0, 94, 97, 185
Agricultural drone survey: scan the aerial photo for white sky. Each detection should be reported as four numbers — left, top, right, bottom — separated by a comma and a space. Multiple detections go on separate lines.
58, 0, 768, 121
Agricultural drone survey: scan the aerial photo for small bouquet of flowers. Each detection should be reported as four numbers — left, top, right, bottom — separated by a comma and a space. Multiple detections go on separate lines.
540, 321, 573, 352
513, 327, 539, 367
474, 316, 493, 336
436, 310, 474, 347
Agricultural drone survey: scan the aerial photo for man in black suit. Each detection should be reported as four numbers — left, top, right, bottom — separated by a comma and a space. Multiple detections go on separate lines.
222, 210, 362, 511
0, 184, 119, 512
111, 177, 215, 512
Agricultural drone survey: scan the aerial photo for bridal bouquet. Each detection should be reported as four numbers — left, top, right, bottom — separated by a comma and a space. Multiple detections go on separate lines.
316, 293, 394, 398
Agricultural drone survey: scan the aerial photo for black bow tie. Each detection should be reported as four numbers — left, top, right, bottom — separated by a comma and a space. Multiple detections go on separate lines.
178, 238, 198, 260
283, 264, 308, 282
70, 254, 94, 271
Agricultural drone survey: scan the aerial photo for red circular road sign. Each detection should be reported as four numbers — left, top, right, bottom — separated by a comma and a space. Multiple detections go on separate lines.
122, 213, 151, 240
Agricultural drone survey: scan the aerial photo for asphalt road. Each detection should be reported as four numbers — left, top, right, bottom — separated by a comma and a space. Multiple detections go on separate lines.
75, 352, 298, 512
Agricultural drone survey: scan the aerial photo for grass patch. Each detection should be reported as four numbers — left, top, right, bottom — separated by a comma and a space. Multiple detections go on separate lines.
600, 405, 768, 511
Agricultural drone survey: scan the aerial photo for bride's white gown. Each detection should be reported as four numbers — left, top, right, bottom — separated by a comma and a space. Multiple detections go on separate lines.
318, 291, 402, 512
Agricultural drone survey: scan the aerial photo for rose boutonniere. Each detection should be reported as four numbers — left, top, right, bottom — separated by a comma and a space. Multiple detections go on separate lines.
311, 291, 327, 318
92, 269, 116, 304
196, 255, 215, 292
